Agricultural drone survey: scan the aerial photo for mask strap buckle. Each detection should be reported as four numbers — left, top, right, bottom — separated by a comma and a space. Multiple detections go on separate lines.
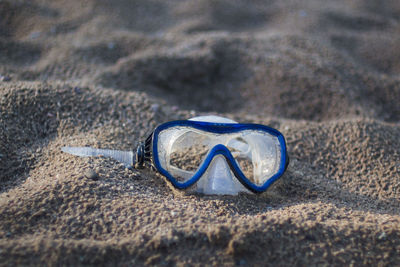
135, 133, 154, 169
135, 143, 145, 169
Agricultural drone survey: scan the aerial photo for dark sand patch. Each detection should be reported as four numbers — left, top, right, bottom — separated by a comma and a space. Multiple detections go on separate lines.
96, 36, 251, 112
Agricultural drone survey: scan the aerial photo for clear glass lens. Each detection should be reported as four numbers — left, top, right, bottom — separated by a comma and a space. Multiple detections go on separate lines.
169, 145, 209, 172
226, 132, 282, 186
168, 131, 211, 182
158, 128, 212, 182
157, 127, 282, 185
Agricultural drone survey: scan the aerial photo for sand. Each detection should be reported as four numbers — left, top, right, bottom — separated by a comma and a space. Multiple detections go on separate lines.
0, 0, 399, 265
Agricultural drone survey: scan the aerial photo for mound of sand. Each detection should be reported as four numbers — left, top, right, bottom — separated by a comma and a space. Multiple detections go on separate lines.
0, 0, 399, 265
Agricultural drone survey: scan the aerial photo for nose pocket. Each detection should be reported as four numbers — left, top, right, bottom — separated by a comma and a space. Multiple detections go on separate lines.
195, 155, 249, 195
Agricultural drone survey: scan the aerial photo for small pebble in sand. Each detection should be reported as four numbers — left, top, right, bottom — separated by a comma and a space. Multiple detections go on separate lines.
151, 104, 160, 113
107, 42, 115, 49
74, 87, 82, 94
30, 31, 41, 39
378, 232, 387, 240
85, 169, 99, 180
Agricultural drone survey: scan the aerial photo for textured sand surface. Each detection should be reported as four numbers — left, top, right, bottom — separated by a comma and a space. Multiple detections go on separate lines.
0, 0, 399, 266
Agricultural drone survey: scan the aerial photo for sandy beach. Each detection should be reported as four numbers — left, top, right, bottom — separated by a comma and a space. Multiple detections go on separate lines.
0, 0, 399, 265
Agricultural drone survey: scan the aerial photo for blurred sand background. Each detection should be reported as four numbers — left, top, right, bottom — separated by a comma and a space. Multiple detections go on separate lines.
0, 0, 399, 265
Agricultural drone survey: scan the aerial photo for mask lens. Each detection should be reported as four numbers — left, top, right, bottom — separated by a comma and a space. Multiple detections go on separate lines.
226, 131, 282, 186
158, 128, 212, 182
157, 127, 282, 186
169, 132, 210, 175
226, 137, 253, 178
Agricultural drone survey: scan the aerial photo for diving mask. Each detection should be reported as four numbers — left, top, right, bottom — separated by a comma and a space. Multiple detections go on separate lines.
62, 116, 289, 195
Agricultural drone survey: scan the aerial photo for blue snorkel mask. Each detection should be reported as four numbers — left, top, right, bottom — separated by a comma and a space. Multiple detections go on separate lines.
62, 116, 289, 195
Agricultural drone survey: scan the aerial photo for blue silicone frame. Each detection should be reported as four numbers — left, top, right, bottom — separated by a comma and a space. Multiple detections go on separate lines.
151, 120, 288, 193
